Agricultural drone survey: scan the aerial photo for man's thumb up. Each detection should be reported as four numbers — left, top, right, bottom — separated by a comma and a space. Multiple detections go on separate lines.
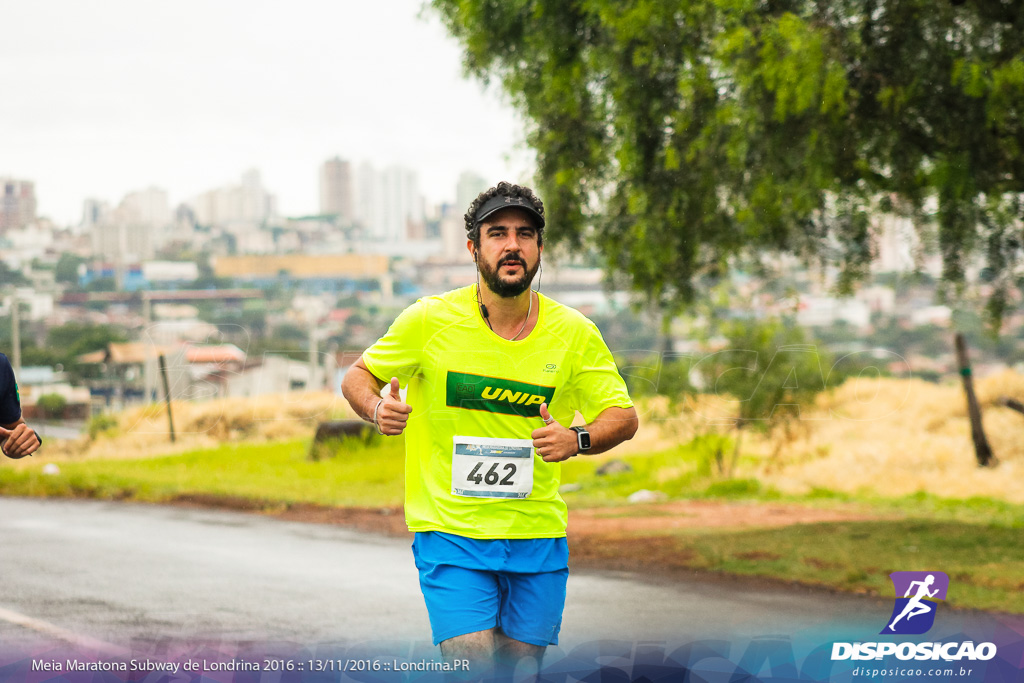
389, 377, 401, 400
539, 402, 555, 425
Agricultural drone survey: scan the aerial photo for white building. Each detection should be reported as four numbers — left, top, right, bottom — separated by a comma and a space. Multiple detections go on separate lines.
142, 260, 199, 283
121, 187, 170, 230
225, 356, 314, 397
121, 186, 172, 251
91, 204, 154, 262
86, 187, 173, 262
320, 156, 354, 224
225, 222, 275, 254
354, 163, 424, 242
1, 288, 54, 321
796, 296, 872, 329
5, 224, 54, 260
191, 169, 277, 227
381, 165, 423, 241
355, 161, 384, 237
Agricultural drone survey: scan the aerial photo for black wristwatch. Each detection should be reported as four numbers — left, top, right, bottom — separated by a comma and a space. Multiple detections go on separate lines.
570, 426, 591, 454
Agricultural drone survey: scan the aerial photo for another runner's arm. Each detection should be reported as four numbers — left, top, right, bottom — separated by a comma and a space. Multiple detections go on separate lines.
341, 356, 412, 436
1, 418, 41, 459
531, 404, 638, 463
0, 356, 40, 458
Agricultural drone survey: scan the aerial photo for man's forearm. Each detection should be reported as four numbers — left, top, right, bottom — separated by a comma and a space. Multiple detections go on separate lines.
341, 364, 386, 422
583, 407, 639, 456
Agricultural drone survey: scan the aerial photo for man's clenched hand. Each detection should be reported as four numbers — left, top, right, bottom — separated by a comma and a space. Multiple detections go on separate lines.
376, 377, 412, 436
531, 403, 577, 462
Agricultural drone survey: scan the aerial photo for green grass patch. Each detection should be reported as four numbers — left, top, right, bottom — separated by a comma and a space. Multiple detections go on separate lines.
866, 492, 1024, 528
3, 436, 778, 509
592, 519, 1024, 613
0, 436, 405, 508
558, 440, 779, 506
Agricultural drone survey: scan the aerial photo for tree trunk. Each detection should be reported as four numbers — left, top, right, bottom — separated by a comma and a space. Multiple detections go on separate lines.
955, 333, 994, 467
996, 397, 1024, 417
159, 354, 175, 444
728, 420, 744, 478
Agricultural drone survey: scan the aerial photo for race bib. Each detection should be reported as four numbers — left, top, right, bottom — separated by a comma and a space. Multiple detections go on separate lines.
451, 436, 534, 499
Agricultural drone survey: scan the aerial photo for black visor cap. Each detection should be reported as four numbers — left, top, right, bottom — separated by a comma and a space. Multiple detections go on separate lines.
473, 194, 545, 229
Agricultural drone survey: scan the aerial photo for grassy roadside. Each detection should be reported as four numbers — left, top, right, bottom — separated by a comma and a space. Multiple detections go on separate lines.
0, 437, 405, 508
2, 435, 1023, 614
572, 519, 1024, 614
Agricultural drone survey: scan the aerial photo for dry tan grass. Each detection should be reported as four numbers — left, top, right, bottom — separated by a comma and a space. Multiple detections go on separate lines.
975, 368, 1024, 406
41, 392, 354, 461
755, 372, 1024, 502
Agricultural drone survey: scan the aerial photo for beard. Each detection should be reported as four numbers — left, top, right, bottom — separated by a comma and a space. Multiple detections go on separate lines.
478, 253, 540, 298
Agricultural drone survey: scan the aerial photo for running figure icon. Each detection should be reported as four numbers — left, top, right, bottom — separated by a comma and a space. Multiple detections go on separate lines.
888, 574, 939, 631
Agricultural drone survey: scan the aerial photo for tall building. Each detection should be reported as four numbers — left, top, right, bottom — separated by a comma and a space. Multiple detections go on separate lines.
191, 169, 277, 227
80, 198, 111, 231
456, 171, 489, 215
352, 163, 424, 243
354, 162, 384, 237
0, 178, 37, 232
121, 186, 172, 252
380, 165, 423, 243
90, 205, 154, 264
120, 187, 169, 227
320, 156, 354, 223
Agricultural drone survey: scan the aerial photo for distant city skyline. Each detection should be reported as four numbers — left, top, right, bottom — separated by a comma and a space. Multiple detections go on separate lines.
1, 1, 531, 226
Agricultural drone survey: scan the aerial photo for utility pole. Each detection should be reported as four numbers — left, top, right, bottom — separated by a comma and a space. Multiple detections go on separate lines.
308, 318, 320, 391
143, 295, 156, 402
158, 353, 175, 443
955, 332, 994, 467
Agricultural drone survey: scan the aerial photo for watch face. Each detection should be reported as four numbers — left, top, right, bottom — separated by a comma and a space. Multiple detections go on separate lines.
577, 428, 591, 450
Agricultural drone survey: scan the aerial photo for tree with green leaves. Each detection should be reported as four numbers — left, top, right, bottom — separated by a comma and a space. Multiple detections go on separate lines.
432, 0, 1024, 325
47, 323, 128, 380
696, 317, 836, 473
54, 253, 87, 286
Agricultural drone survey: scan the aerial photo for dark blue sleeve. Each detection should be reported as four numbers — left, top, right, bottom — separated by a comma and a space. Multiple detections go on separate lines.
0, 354, 22, 425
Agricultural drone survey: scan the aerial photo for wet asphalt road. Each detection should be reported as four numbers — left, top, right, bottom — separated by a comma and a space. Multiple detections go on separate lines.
0, 496, 900, 652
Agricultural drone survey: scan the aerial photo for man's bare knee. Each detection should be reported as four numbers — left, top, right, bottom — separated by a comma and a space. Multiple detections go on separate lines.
494, 630, 545, 674
440, 628, 496, 662
440, 630, 496, 680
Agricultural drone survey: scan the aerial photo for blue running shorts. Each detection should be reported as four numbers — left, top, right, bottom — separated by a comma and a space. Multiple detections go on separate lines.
412, 531, 569, 647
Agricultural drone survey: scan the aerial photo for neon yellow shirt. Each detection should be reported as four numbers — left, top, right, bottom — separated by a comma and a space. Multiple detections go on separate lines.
361, 285, 633, 539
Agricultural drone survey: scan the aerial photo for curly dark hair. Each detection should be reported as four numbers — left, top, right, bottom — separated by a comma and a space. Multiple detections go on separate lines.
464, 181, 545, 247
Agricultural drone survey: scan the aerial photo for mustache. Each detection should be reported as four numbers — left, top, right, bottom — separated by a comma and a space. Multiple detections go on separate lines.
499, 256, 525, 267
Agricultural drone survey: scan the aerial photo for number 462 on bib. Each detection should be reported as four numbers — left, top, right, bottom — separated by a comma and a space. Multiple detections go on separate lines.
451, 436, 534, 499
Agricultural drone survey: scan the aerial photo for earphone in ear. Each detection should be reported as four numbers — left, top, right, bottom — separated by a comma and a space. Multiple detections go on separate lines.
474, 254, 490, 321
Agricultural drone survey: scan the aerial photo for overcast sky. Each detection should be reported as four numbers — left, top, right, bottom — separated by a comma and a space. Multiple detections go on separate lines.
2, 1, 530, 225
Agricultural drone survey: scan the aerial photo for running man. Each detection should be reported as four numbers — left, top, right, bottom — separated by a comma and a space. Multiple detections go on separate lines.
888, 574, 939, 631
341, 181, 638, 673
1, 352, 42, 458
